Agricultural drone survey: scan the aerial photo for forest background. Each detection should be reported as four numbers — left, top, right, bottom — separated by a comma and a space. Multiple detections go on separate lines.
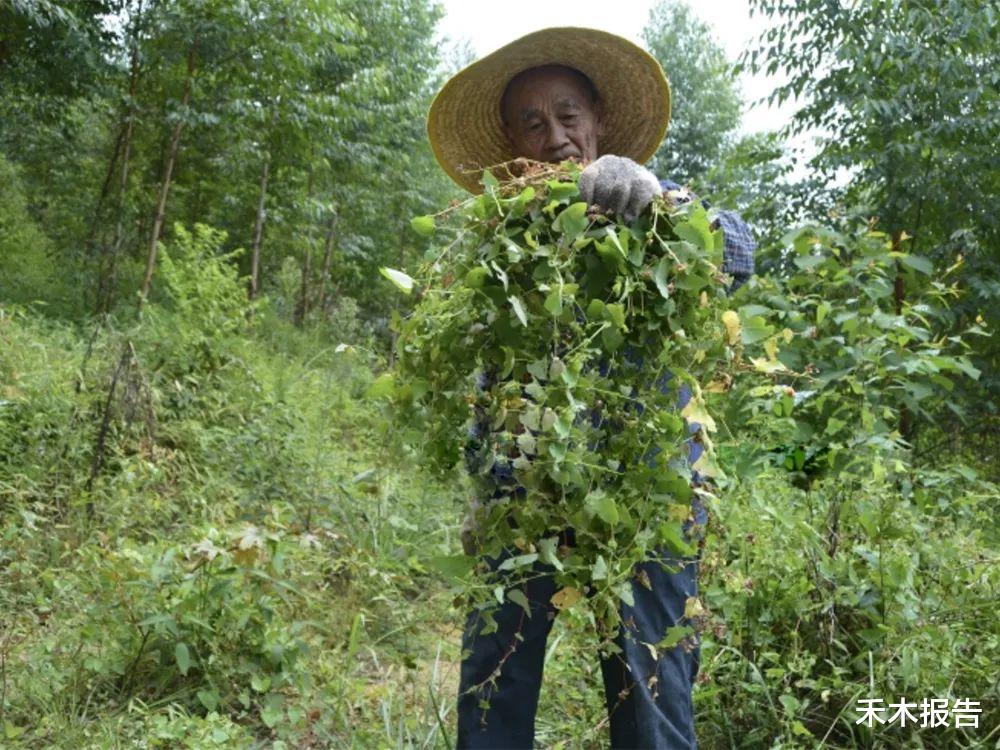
0, 0, 998, 748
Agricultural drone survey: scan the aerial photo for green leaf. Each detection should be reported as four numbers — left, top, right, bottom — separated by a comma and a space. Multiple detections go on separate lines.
741, 315, 775, 344
552, 202, 589, 239
601, 326, 624, 352
197, 689, 220, 712
604, 226, 627, 259
674, 219, 713, 251
657, 625, 694, 650
591, 554, 608, 580
548, 441, 567, 461
546, 180, 580, 201
465, 266, 489, 288
261, 695, 283, 728
675, 273, 708, 292
779, 694, 801, 715
537, 536, 564, 571
793, 254, 825, 270
553, 412, 572, 439
586, 491, 619, 525
481, 169, 499, 189
659, 521, 696, 557
498, 553, 538, 571
175, 642, 191, 676
410, 215, 435, 237
544, 287, 563, 316
428, 554, 475, 579
509, 295, 528, 327
953, 357, 981, 380
499, 346, 515, 378
604, 303, 627, 330
4, 722, 27, 740
506, 588, 532, 617
526, 359, 548, 381
520, 406, 541, 431
653, 256, 671, 299
899, 254, 933, 274
379, 267, 415, 294
615, 581, 635, 607
366, 372, 395, 399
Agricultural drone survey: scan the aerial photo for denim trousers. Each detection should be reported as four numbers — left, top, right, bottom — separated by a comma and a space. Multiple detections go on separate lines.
455, 498, 707, 750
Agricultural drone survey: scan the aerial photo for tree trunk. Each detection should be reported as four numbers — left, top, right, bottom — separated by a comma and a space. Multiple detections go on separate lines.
138, 35, 198, 309
295, 241, 313, 327
293, 164, 316, 326
317, 210, 338, 314
247, 156, 270, 300
97, 21, 143, 313
891, 230, 913, 443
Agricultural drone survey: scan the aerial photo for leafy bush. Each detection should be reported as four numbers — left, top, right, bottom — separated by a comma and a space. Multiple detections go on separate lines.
0, 155, 63, 310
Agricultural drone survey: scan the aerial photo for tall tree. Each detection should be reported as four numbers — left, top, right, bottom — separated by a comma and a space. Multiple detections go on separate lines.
743, 0, 1000, 456
642, 0, 742, 185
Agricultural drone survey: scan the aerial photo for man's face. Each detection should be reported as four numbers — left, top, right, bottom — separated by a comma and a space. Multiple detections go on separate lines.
501, 65, 605, 164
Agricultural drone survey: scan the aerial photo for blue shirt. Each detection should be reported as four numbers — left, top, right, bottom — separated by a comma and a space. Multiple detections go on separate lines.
659, 178, 756, 290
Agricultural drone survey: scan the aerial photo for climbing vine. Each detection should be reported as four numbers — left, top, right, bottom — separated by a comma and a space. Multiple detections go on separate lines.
377, 162, 750, 646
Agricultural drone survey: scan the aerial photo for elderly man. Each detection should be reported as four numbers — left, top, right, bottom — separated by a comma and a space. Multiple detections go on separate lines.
426, 27, 755, 750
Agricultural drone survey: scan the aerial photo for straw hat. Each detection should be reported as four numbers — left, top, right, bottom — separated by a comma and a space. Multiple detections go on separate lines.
427, 27, 671, 193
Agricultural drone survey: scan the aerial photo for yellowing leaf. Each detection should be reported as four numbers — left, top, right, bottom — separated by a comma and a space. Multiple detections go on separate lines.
722, 310, 741, 345
684, 596, 706, 618
705, 374, 732, 393
681, 391, 717, 432
551, 586, 583, 610
233, 546, 259, 565
691, 445, 723, 479
751, 357, 789, 373
764, 337, 779, 361
667, 503, 691, 523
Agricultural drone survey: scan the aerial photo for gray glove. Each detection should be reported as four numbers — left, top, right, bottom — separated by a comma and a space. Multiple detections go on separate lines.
578, 154, 662, 222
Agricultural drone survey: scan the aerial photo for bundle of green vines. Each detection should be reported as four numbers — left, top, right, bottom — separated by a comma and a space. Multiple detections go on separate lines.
379, 161, 745, 641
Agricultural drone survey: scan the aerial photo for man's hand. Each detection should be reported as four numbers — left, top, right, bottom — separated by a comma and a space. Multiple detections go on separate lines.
578, 154, 662, 222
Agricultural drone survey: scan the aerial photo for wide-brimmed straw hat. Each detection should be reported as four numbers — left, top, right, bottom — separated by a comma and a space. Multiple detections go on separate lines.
427, 26, 671, 193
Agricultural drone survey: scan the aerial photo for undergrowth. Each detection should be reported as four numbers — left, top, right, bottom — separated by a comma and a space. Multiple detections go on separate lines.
0, 222, 997, 748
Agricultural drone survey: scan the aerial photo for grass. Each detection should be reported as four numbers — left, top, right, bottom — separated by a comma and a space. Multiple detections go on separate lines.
1, 304, 998, 748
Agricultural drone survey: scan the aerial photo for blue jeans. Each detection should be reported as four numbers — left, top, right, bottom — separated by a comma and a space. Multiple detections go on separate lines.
455, 498, 707, 749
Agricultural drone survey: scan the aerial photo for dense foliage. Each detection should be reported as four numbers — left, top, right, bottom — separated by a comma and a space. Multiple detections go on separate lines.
0, 0, 453, 326
742, 0, 1000, 467
0, 0, 997, 747
383, 163, 744, 646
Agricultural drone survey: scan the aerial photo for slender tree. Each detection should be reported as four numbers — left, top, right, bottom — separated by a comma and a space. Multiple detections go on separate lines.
743, 0, 1000, 451
642, 0, 742, 185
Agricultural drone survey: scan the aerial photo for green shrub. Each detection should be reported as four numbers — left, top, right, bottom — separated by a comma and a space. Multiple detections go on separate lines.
0, 155, 64, 310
